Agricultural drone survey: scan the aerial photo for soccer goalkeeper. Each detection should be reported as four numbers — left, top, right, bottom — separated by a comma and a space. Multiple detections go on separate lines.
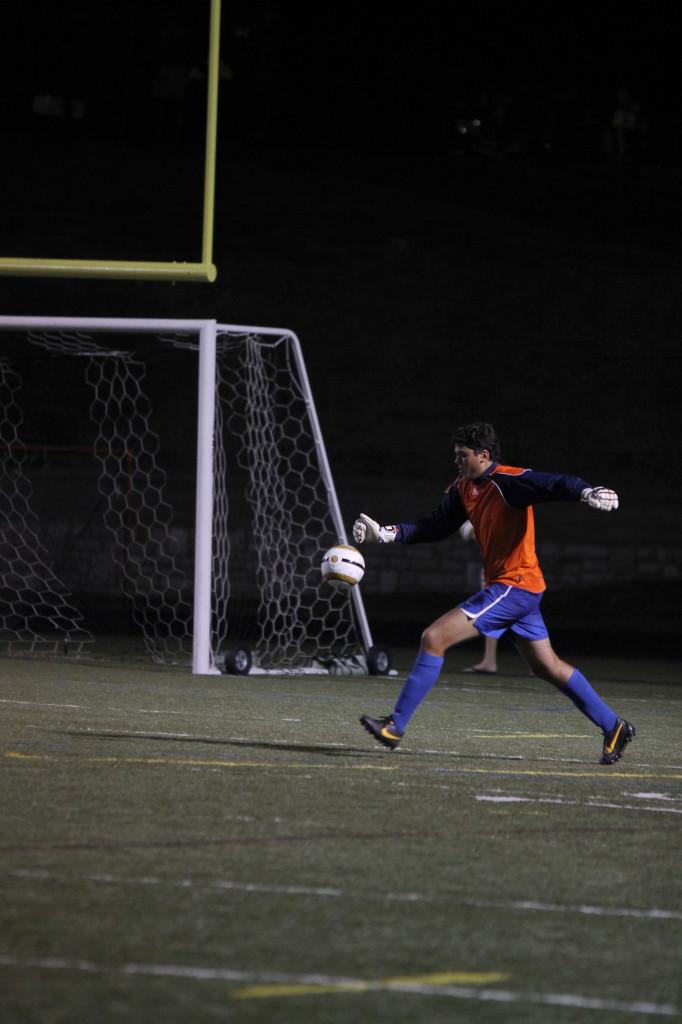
354, 422, 635, 765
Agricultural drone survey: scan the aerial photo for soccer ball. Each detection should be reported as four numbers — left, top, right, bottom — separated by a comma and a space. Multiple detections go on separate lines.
320, 544, 365, 589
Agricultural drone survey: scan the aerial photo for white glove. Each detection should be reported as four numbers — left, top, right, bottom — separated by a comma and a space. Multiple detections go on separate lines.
581, 487, 619, 511
458, 521, 475, 542
352, 513, 397, 544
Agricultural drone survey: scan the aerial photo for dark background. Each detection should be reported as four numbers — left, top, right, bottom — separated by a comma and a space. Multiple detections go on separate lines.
0, 1, 680, 646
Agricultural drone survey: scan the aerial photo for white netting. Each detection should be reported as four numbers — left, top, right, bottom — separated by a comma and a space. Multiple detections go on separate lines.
86, 349, 194, 661
0, 323, 364, 670
215, 331, 360, 669
0, 358, 92, 653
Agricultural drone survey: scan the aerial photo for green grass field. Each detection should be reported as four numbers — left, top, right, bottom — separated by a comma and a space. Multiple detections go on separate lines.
1, 650, 680, 1023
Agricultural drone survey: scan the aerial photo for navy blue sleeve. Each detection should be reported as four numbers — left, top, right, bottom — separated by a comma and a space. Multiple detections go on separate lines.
397, 489, 468, 543
493, 469, 590, 508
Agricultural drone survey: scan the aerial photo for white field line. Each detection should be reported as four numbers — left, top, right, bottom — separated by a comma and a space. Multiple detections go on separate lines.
0, 700, 87, 709
475, 794, 682, 814
7, 869, 681, 922
629, 792, 681, 801
399, 984, 677, 1016
583, 800, 682, 813
0, 955, 676, 1015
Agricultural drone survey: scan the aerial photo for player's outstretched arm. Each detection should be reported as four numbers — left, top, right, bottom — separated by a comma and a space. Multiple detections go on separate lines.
352, 513, 398, 543
580, 487, 619, 511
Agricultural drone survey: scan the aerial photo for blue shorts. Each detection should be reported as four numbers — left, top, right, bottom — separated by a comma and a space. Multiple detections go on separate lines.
459, 584, 549, 641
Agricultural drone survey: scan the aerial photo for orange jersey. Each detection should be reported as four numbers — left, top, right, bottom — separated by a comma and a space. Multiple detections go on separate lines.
457, 466, 545, 591
397, 462, 589, 594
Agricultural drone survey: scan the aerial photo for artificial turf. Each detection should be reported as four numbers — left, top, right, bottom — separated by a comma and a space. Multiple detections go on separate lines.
1, 651, 680, 1022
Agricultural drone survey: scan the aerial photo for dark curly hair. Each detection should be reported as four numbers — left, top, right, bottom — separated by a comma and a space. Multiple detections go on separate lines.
452, 422, 501, 460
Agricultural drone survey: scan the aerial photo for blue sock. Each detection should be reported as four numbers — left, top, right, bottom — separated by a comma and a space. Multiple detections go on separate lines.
563, 669, 618, 733
392, 652, 444, 732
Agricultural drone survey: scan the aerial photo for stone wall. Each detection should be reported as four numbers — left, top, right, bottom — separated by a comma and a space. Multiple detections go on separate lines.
39, 522, 682, 599
357, 536, 682, 596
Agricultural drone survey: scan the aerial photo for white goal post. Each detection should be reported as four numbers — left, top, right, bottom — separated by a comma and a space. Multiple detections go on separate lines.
0, 316, 383, 675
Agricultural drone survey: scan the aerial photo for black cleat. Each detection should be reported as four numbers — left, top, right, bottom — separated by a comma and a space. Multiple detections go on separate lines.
600, 717, 636, 765
360, 714, 403, 750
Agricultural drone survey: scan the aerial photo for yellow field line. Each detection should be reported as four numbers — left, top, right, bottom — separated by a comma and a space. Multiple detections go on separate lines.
3, 751, 398, 772
233, 970, 509, 1000
449, 766, 682, 780
474, 733, 591, 739
4, 750, 680, 781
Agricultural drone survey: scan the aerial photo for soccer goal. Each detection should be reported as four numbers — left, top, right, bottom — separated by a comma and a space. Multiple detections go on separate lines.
0, 316, 387, 675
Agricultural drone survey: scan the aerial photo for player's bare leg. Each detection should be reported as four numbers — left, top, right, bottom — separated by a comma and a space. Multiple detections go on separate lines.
513, 637, 573, 686
464, 635, 499, 674
421, 607, 481, 657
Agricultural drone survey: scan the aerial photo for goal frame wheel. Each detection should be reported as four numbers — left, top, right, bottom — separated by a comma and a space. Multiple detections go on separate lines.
367, 645, 392, 676
222, 644, 253, 676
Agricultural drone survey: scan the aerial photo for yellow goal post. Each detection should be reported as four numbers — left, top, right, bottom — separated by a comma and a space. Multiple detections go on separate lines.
0, 0, 221, 284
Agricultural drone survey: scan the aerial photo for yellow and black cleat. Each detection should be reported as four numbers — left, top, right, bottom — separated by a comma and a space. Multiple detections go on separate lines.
360, 714, 403, 751
600, 717, 636, 765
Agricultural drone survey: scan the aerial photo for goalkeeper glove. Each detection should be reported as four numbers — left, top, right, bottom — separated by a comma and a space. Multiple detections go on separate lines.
581, 487, 619, 511
458, 521, 475, 542
352, 513, 398, 544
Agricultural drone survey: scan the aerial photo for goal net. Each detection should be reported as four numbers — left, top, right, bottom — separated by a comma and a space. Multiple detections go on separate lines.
0, 317, 376, 674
